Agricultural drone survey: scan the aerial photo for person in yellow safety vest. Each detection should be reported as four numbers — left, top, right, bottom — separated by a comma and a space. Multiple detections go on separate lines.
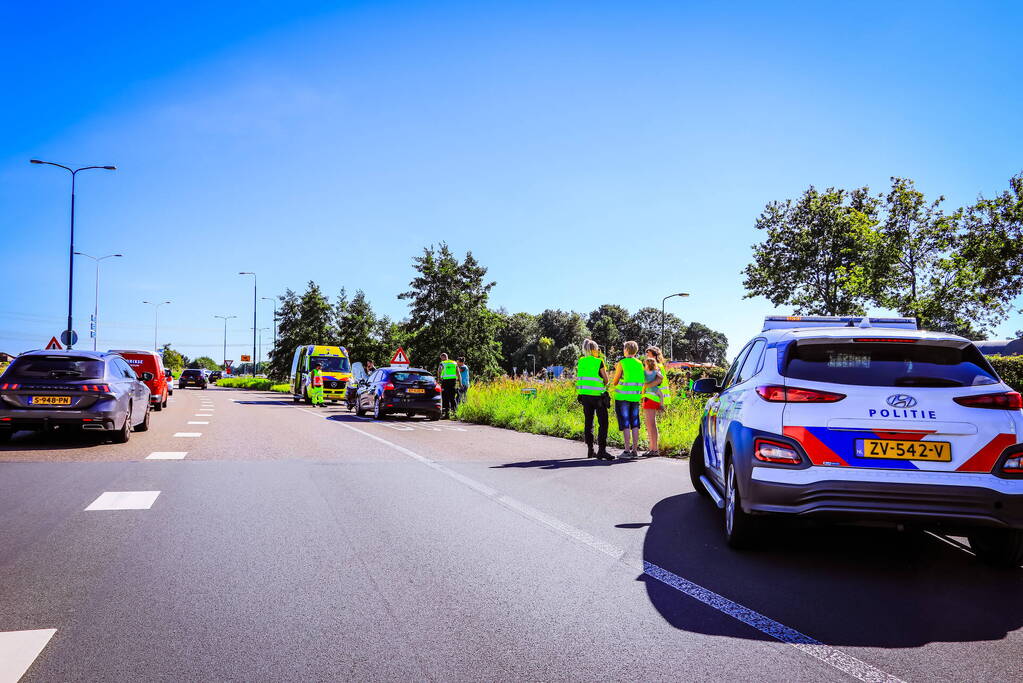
641, 357, 665, 456
609, 340, 644, 459
575, 339, 612, 460
438, 353, 460, 419
645, 346, 671, 406
309, 361, 325, 407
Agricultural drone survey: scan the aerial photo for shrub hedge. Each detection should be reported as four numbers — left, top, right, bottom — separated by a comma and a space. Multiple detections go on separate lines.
989, 355, 1023, 392
216, 377, 291, 392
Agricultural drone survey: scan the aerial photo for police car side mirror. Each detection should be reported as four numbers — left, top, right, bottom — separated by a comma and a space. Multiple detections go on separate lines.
692, 378, 721, 394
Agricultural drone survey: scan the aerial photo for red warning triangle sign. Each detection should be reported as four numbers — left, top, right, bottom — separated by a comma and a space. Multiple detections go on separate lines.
45, 336, 63, 350
390, 347, 410, 366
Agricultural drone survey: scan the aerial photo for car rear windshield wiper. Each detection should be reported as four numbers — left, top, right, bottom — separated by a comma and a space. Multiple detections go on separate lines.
893, 376, 962, 387
49, 370, 83, 378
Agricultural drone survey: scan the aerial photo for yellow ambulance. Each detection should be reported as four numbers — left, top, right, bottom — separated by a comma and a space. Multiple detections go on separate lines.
289, 345, 352, 404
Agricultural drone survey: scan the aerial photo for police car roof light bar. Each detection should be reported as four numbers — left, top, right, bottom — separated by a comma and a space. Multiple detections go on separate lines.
762, 315, 918, 332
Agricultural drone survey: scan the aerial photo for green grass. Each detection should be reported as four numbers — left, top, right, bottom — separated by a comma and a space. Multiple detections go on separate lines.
455, 378, 707, 456
216, 377, 291, 392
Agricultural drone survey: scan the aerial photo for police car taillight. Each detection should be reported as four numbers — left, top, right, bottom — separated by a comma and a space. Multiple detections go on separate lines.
756, 385, 846, 403
1002, 455, 1023, 474
754, 438, 802, 464
953, 392, 1023, 410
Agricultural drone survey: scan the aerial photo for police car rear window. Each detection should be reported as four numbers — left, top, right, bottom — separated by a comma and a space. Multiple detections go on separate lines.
783, 341, 999, 388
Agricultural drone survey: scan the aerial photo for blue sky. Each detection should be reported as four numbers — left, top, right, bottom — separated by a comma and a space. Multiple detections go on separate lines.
2, 1, 1022, 363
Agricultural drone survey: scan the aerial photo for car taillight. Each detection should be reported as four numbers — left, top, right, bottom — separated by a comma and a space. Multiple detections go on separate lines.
853, 338, 917, 343
81, 384, 111, 392
434, 384, 442, 393
384, 383, 395, 391
1002, 455, 1023, 474
754, 438, 803, 464
756, 385, 846, 403
0, 383, 20, 390
953, 392, 1023, 410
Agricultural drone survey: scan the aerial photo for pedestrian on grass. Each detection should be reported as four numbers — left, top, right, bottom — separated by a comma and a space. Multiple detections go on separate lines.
646, 346, 671, 406
576, 339, 612, 460
641, 357, 665, 456
609, 340, 643, 458
438, 353, 459, 418
456, 357, 470, 407
308, 361, 325, 407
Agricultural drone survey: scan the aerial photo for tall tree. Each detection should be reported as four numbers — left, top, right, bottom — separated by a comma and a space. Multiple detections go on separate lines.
160, 344, 185, 372
676, 322, 728, 365
623, 306, 682, 351
337, 288, 381, 363
266, 283, 333, 379
743, 186, 878, 315
537, 309, 589, 349
399, 243, 503, 378
496, 311, 539, 373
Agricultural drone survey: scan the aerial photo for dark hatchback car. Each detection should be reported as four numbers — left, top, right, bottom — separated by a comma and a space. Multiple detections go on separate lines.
209, 371, 223, 383
355, 367, 442, 420
0, 350, 152, 443
178, 369, 208, 389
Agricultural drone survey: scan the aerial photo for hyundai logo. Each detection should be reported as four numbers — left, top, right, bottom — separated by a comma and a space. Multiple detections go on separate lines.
886, 394, 917, 408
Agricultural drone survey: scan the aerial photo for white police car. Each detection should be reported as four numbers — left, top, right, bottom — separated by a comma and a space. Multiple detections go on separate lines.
690, 316, 1023, 566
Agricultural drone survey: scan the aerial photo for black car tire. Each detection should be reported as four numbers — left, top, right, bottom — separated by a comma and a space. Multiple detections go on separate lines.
202, 385, 207, 390
690, 434, 709, 498
293, 395, 300, 404
373, 398, 387, 420
162, 396, 168, 409
135, 405, 151, 432
724, 458, 760, 549
428, 412, 441, 421
153, 399, 163, 412
112, 411, 132, 444
968, 528, 1023, 568
355, 397, 367, 417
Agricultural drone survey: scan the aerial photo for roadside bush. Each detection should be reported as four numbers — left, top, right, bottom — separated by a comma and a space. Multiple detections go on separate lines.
456, 378, 707, 455
216, 377, 291, 392
989, 355, 1023, 392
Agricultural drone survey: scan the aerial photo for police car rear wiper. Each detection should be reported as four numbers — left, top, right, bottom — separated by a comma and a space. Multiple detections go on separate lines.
893, 376, 962, 387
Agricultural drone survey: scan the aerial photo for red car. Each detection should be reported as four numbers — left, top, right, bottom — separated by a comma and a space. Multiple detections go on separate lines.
110, 349, 170, 411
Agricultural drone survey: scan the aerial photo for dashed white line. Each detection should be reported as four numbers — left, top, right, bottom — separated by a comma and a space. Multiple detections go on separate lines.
291, 403, 903, 683
173, 432, 202, 438
187, 421, 209, 425
146, 452, 188, 460
85, 491, 160, 511
0, 628, 57, 683
195, 413, 212, 417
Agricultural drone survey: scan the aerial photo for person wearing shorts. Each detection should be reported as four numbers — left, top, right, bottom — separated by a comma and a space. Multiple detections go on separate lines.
641, 357, 664, 456
609, 340, 644, 458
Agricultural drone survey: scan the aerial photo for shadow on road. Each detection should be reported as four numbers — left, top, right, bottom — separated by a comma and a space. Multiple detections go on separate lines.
491, 457, 635, 469
638, 491, 1023, 647
0, 430, 106, 451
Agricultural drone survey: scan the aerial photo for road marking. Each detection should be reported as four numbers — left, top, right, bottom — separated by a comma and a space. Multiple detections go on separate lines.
173, 432, 202, 438
85, 491, 160, 511
187, 421, 209, 425
0, 628, 57, 683
195, 413, 212, 417
304, 411, 902, 683
146, 451, 187, 460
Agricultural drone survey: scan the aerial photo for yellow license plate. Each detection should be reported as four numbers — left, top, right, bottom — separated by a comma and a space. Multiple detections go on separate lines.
860, 439, 951, 462
32, 396, 72, 406
408, 388, 425, 394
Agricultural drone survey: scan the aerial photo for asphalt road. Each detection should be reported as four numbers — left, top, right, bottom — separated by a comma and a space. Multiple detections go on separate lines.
1, 386, 1021, 682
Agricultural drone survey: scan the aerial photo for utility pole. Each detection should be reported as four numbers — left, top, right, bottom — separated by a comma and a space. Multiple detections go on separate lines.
239, 272, 257, 376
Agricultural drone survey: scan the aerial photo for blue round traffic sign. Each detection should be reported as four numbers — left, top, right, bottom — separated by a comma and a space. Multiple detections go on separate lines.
60, 329, 78, 346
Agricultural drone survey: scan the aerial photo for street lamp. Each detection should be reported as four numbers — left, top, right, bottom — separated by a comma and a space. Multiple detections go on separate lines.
73, 251, 122, 350
261, 296, 277, 347
239, 272, 257, 376
142, 300, 171, 351
661, 292, 690, 349
31, 159, 116, 349
257, 327, 271, 375
526, 353, 536, 377
213, 315, 236, 370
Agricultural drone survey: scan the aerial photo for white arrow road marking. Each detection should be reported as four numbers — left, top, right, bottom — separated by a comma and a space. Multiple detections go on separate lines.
0, 628, 56, 683
173, 432, 202, 438
146, 452, 187, 460
85, 491, 160, 511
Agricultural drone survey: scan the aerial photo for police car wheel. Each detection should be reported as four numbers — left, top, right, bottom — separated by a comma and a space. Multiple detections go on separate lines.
968, 529, 1023, 568
689, 434, 709, 498
724, 459, 759, 549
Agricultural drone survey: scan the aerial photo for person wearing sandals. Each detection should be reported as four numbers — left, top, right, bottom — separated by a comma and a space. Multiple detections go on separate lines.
609, 340, 644, 458
641, 357, 665, 456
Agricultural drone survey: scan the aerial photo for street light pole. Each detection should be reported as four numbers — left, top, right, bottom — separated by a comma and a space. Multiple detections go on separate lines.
527, 353, 536, 376
239, 273, 257, 376
142, 300, 171, 352
74, 252, 122, 350
213, 315, 237, 369
261, 296, 277, 360
257, 327, 271, 374
31, 160, 116, 349
661, 292, 690, 349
